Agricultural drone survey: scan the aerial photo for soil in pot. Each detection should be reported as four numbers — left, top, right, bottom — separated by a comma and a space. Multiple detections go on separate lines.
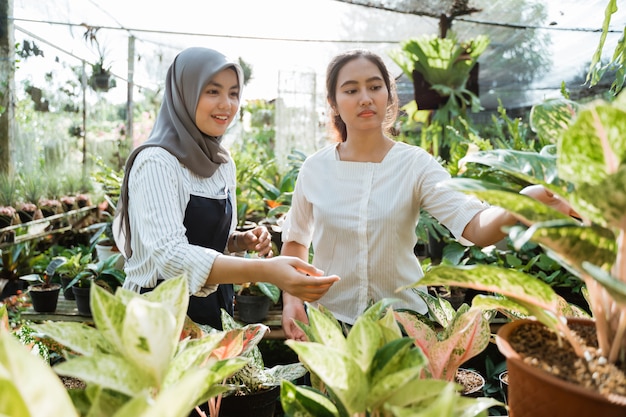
499, 319, 626, 416
456, 368, 485, 397
28, 283, 61, 313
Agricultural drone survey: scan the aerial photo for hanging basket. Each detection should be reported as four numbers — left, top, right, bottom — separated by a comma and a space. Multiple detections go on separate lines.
412, 62, 480, 111
90, 72, 113, 92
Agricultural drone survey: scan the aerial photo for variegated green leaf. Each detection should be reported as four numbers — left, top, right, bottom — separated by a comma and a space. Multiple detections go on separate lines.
0, 331, 79, 417
121, 296, 179, 384
377, 303, 405, 343
529, 98, 579, 145
513, 221, 616, 273
408, 264, 559, 313
264, 362, 308, 385
415, 289, 455, 328
163, 331, 227, 387
385, 378, 457, 408
31, 321, 109, 356
368, 338, 416, 382
280, 380, 340, 417
441, 178, 577, 226
346, 317, 383, 373
460, 148, 562, 187
306, 304, 348, 351
54, 354, 153, 396
142, 276, 189, 337
90, 284, 128, 355
285, 340, 367, 414
368, 366, 424, 410
113, 367, 233, 417
388, 381, 457, 417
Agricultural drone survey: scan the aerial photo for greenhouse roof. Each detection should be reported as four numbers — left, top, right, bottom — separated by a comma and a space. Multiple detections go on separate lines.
12, 0, 626, 111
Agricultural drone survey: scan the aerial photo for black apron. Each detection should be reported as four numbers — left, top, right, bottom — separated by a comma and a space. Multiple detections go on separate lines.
141, 191, 234, 330
183, 192, 234, 330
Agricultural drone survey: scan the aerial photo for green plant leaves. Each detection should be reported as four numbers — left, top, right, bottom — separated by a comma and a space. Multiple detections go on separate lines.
0, 330, 79, 417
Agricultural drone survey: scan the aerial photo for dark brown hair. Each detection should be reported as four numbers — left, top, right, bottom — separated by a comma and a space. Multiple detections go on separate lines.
325, 49, 398, 142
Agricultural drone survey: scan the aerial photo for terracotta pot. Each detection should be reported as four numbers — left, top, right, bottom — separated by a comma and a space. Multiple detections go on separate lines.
496, 319, 626, 417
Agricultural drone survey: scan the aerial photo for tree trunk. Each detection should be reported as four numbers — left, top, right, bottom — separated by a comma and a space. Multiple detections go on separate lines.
0, 0, 15, 176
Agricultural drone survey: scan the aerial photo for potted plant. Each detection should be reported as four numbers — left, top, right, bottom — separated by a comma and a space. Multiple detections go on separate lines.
189, 310, 307, 417
389, 32, 488, 114
53, 247, 93, 300
23, 257, 66, 313
281, 299, 503, 416
401, 93, 626, 415
394, 289, 493, 396
67, 252, 125, 316
234, 281, 280, 324
2, 275, 258, 417
82, 26, 116, 92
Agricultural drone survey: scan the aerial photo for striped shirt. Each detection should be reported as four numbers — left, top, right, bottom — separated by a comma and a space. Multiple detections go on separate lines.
120, 146, 237, 296
281, 141, 488, 324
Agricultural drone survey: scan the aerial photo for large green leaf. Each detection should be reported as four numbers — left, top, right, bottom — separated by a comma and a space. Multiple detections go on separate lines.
54, 354, 153, 396
280, 380, 340, 417
529, 98, 580, 144
368, 366, 425, 410
441, 178, 576, 225
164, 332, 228, 386
285, 340, 367, 415
121, 296, 179, 384
512, 221, 616, 274
368, 338, 416, 383
305, 303, 348, 351
460, 148, 562, 187
407, 264, 559, 313
0, 331, 79, 417
558, 102, 626, 227
31, 321, 109, 356
345, 318, 383, 374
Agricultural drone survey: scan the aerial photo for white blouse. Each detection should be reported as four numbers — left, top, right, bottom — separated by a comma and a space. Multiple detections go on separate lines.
119, 146, 238, 296
281, 142, 488, 324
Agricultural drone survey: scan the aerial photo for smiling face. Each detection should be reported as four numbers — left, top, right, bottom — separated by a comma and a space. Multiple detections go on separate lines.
332, 56, 390, 135
195, 67, 240, 137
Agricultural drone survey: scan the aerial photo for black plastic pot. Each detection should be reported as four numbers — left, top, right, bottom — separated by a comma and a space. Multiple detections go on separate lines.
235, 294, 271, 323
72, 285, 92, 316
60, 276, 75, 300
28, 283, 61, 313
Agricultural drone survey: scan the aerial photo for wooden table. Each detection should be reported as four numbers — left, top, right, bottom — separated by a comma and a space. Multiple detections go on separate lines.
22, 297, 286, 339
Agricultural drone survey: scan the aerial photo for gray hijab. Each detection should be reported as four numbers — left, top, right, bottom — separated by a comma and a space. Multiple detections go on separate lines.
116, 47, 244, 258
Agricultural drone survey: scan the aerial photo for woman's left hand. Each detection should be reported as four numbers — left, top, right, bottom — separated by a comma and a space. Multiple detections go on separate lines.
238, 226, 274, 257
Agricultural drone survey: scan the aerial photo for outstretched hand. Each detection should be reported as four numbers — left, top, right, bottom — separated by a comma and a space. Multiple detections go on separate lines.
265, 256, 340, 303
520, 185, 581, 219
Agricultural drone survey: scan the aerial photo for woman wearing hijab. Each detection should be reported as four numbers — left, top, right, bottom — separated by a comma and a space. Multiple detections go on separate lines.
115, 47, 339, 330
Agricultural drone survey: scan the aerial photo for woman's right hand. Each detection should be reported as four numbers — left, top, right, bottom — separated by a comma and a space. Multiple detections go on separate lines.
265, 256, 339, 302
282, 292, 309, 341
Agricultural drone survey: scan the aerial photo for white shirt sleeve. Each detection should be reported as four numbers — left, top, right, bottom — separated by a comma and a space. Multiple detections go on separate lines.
122, 147, 225, 296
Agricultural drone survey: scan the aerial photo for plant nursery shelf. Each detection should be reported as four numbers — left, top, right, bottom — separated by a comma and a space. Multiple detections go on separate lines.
0, 205, 99, 248
24, 298, 286, 338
